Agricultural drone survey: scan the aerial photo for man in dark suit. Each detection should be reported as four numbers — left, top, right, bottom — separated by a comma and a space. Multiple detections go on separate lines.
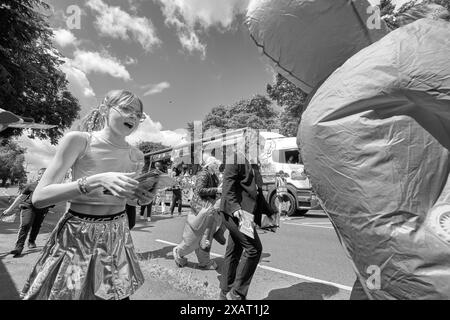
219, 152, 274, 300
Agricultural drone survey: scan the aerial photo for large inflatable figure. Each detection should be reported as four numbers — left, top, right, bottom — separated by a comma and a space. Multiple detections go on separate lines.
246, 0, 450, 299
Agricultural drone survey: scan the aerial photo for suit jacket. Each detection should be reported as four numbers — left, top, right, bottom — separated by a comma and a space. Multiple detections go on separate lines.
220, 160, 274, 226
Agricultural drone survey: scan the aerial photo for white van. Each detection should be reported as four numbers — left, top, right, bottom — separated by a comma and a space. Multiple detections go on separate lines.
259, 132, 319, 216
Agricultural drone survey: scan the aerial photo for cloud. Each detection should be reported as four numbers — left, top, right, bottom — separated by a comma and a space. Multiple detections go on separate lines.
142, 81, 171, 96
17, 135, 57, 179
126, 116, 186, 147
86, 0, 161, 52
72, 49, 131, 81
52, 28, 78, 47
155, 0, 250, 58
60, 58, 98, 121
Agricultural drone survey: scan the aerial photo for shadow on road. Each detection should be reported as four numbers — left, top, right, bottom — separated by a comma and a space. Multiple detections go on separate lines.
138, 245, 174, 260
263, 282, 340, 300
0, 259, 20, 300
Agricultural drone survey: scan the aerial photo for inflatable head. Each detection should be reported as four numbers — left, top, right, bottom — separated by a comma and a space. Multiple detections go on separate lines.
246, 0, 389, 94
247, 0, 450, 299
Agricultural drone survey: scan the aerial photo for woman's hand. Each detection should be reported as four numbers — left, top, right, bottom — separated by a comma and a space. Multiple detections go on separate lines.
88, 172, 139, 198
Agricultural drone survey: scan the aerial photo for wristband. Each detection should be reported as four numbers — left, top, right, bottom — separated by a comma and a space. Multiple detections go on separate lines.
77, 177, 89, 194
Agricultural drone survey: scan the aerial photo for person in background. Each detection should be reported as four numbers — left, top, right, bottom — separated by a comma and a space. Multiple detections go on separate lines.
168, 165, 183, 216
139, 161, 164, 222
219, 139, 275, 300
3, 168, 53, 257
172, 155, 223, 270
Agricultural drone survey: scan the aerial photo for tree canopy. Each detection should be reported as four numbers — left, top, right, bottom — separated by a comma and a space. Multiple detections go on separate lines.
135, 141, 169, 172
0, 139, 27, 187
0, 0, 80, 144
266, 74, 307, 137
188, 94, 278, 134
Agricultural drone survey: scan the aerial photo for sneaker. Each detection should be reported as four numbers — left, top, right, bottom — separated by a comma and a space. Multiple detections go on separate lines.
147, 217, 152, 222
172, 247, 187, 267
198, 260, 218, 270
226, 290, 243, 300
139, 215, 145, 220
28, 242, 37, 249
218, 290, 228, 300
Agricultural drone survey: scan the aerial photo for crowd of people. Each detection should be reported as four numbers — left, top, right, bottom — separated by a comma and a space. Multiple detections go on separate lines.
0, 89, 277, 300
1, 0, 449, 301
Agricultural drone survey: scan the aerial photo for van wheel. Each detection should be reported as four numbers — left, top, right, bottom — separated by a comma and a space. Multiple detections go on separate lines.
269, 192, 297, 217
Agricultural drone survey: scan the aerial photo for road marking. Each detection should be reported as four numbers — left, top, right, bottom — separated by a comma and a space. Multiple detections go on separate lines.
283, 222, 334, 229
257, 265, 352, 291
155, 239, 351, 291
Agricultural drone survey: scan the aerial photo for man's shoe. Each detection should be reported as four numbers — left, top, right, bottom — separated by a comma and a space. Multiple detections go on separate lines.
173, 247, 187, 267
218, 290, 228, 300
226, 290, 243, 300
10, 248, 22, 257
147, 217, 152, 222
28, 241, 37, 249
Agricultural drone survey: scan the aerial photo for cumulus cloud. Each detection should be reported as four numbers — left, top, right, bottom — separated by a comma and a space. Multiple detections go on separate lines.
155, 0, 250, 58
17, 135, 57, 179
126, 116, 186, 147
60, 58, 98, 120
142, 81, 171, 96
52, 29, 78, 47
72, 49, 131, 81
86, 0, 161, 52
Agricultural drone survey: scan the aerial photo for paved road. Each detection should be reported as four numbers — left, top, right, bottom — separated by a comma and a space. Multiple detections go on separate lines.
131, 208, 355, 300
0, 204, 355, 300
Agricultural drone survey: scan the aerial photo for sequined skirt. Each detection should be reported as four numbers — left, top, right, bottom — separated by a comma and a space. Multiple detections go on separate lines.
21, 209, 144, 300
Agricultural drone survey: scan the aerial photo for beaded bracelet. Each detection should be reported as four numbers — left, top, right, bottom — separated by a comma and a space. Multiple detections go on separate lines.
77, 177, 89, 194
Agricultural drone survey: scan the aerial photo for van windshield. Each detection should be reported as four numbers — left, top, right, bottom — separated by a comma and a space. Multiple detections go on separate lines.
272, 149, 303, 164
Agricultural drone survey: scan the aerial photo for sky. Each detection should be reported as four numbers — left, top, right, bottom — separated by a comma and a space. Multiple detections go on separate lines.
17, 0, 414, 178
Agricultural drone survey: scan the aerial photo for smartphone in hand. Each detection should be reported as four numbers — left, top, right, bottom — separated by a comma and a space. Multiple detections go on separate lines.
103, 170, 161, 195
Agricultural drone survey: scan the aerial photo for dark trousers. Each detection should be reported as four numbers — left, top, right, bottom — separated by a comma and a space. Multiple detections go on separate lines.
125, 204, 136, 230
170, 190, 182, 214
15, 209, 47, 249
350, 278, 370, 300
220, 211, 262, 298
140, 202, 153, 217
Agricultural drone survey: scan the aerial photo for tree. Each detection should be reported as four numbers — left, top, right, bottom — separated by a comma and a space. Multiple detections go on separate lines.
135, 141, 169, 172
187, 94, 278, 137
0, 139, 27, 186
266, 73, 308, 137
0, 0, 81, 144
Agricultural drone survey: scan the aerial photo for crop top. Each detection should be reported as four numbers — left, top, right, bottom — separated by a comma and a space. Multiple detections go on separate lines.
69, 132, 144, 206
